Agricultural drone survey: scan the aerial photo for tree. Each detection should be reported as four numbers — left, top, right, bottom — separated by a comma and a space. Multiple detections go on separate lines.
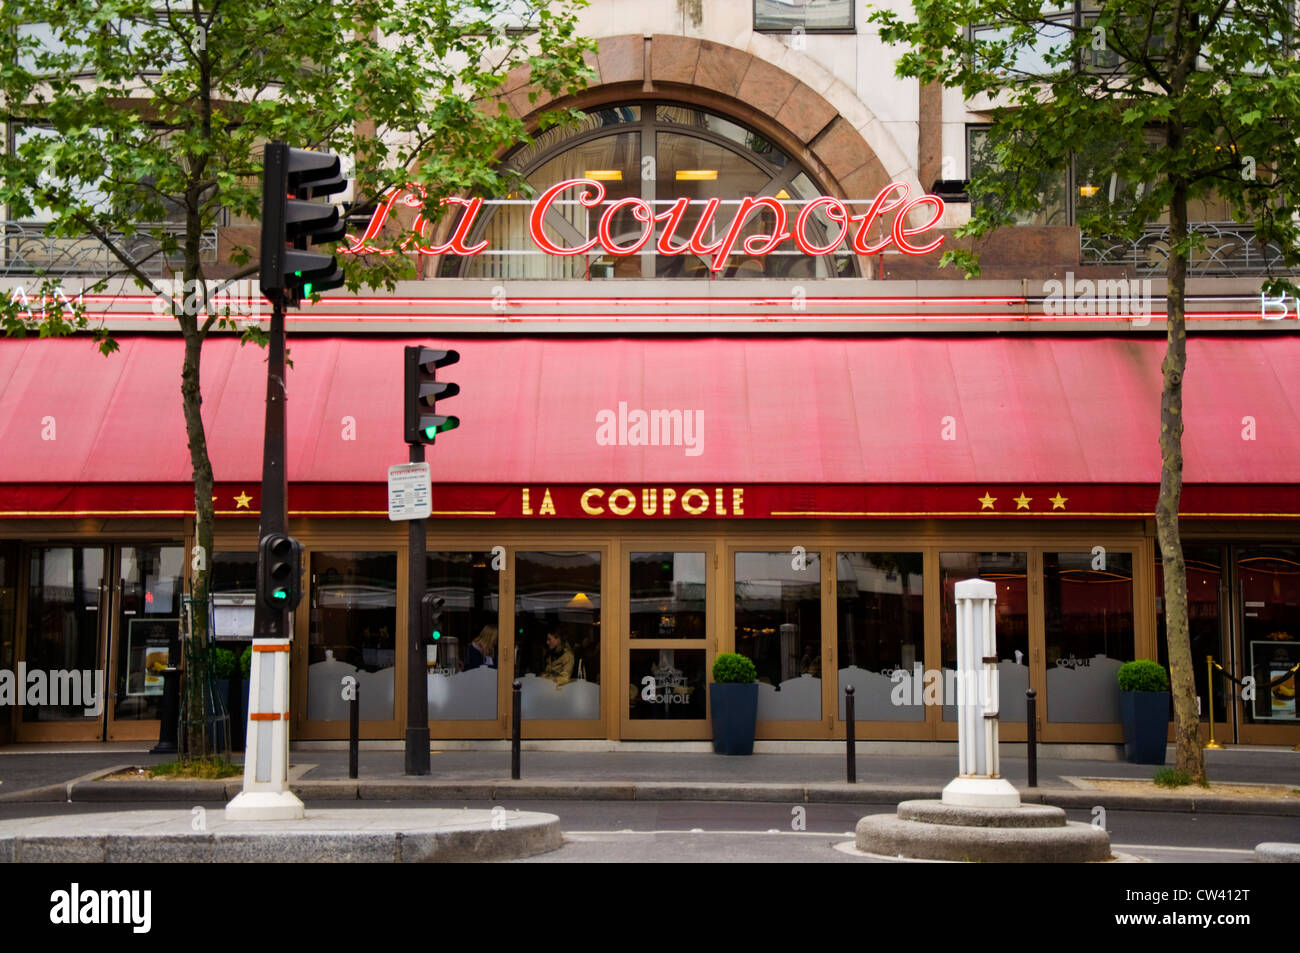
0, 0, 594, 755
869, 0, 1300, 782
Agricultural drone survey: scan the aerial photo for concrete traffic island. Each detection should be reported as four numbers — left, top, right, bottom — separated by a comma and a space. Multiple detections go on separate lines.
1255, 842, 1300, 863
0, 807, 562, 863
856, 799, 1111, 863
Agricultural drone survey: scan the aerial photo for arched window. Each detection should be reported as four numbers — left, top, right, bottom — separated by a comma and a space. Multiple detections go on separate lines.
442, 102, 859, 279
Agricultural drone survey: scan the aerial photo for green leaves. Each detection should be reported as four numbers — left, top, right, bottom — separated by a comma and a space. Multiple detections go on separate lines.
0, 0, 596, 302
869, 0, 1300, 279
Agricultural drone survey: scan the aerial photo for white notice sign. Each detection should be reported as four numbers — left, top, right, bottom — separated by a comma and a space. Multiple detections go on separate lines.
387, 463, 432, 521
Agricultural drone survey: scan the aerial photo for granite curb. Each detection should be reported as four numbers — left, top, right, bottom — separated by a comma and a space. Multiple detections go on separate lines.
40, 776, 1300, 815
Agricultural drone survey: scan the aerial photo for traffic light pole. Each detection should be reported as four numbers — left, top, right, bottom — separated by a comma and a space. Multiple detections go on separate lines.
405, 440, 431, 775
253, 300, 290, 640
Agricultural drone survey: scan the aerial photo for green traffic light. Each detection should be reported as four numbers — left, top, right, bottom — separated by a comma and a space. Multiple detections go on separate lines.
431, 630, 441, 640
271, 589, 288, 601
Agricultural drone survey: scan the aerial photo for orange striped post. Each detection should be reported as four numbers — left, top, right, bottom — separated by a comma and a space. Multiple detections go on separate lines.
225, 638, 304, 820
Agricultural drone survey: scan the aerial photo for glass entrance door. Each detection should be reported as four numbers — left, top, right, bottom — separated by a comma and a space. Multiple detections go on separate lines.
107, 543, 184, 740
17, 545, 108, 741
621, 545, 712, 739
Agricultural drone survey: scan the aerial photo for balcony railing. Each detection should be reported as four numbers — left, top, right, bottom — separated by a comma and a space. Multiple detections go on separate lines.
1081, 222, 1292, 277
0, 221, 218, 278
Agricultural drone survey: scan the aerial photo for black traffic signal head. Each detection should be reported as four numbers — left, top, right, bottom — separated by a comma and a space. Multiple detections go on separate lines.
420, 594, 446, 644
404, 346, 460, 444
260, 142, 347, 306
257, 533, 304, 612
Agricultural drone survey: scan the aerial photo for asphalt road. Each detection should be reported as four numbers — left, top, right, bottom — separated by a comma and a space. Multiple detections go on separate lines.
1, 798, 1294, 863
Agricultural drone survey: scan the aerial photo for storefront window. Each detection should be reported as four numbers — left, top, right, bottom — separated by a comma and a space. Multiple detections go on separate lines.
940, 552, 1029, 723
1156, 546, 1225, 722
1043, 551, 1135, 723
1237, 547, 1300, 725
114, 544, 184, 722
23, 546, 104, 722
836, 552, 924, 722
629, 552, 705, 639
735, 551, 822, 721
425, 551, 501, 720
306, 552, 397, 722
515, 551, 601, 720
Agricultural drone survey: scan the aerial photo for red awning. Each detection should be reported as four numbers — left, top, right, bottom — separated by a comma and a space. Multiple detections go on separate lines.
1, 334, 1299, 516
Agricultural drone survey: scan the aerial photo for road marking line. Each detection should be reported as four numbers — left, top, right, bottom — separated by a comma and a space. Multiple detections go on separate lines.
1112, 843, 1254, 855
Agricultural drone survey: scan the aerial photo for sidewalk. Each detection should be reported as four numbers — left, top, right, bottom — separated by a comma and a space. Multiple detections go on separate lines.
2, 742, 1296, 815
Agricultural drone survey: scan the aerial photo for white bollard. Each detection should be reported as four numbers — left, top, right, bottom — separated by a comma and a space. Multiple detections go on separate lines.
941, 579, 1021, 808
225, 638, 304, 820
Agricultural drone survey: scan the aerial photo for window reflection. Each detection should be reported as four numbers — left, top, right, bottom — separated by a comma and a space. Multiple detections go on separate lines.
1156, 547, 1225, 722
24, 547, 104, 722
424, 552, 501, 720
735, 552, 821, 721
115, 544, 184, 722
1237, 547, 1300, 725
306, 552, 397, 722
836, 553, 925, 722
940, 552, 1029, 722
1043, 551, 1135, 724
515, 551, 601, 720
629, 552, 706, 639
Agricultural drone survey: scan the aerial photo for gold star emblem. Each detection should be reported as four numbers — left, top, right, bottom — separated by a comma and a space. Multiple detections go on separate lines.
1013, 492, 1032, 510
233, 491, 253, 509
978, 492, 997, 510
1049, 492, 1068, 510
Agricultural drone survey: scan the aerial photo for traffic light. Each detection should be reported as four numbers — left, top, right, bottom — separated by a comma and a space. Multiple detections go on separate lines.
257, 533, 304, 612
420, 594, 445, 644
404, 346, 460, 444
260, 142, 347, 307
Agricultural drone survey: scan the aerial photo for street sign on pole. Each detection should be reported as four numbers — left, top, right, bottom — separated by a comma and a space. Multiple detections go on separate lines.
387, 462, 432, 521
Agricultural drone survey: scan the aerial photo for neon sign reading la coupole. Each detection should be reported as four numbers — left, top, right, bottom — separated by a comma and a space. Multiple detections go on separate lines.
341, 179, 946, 272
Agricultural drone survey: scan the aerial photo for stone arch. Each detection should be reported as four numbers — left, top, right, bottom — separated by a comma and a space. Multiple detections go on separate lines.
498, 33, 916, 205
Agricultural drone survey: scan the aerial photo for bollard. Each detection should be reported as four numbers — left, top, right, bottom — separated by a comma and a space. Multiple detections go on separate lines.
348, 683, 360, 780
1026, 688, 1037, 788
845, 684, 856, 784
150, 667, 180, 755
511, 679, 522, 780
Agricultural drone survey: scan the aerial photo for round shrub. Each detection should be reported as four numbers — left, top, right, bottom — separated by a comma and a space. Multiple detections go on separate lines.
712, 652, 757, 684
210, 647, 237, 680
239, 645, 253, 679
1117, 659, 1169, 692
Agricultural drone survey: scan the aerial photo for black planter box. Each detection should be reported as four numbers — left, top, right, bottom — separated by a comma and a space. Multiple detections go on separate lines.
709, 682, 759, 755
1119, 690, 1170, 764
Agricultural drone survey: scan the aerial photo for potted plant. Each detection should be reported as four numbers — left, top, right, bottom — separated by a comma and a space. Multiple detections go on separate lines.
710, 652, 758, 755
1117, 659, 1170, 765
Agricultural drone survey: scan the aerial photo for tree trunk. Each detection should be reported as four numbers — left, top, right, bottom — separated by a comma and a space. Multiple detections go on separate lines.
180, 314, 215, 758
1157, 170, 1206, 783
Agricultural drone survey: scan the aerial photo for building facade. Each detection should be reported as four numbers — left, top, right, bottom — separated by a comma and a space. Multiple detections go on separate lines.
2, 0, 1298, 749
